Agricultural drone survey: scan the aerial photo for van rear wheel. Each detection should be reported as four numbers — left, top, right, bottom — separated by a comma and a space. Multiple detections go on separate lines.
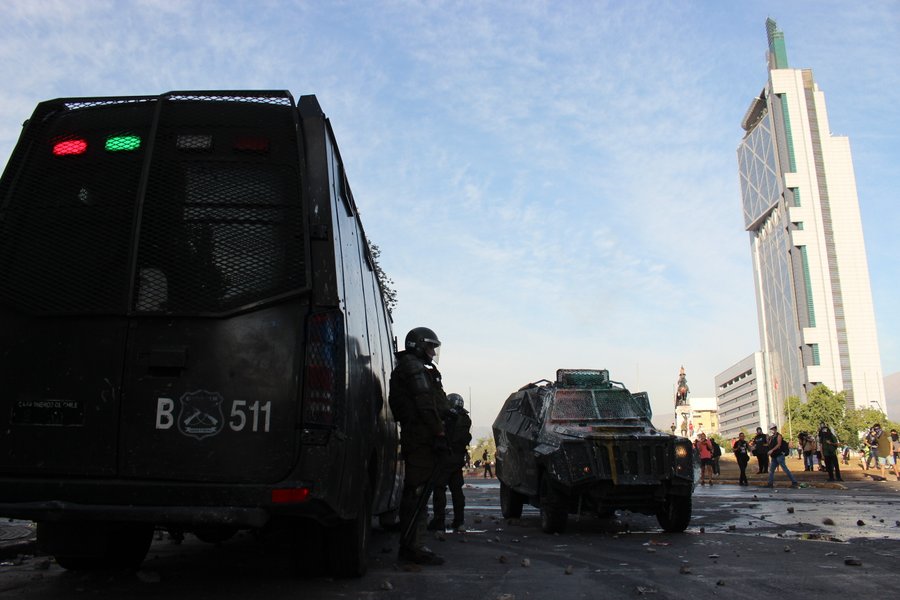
39, 522, 153, 570
325, 483, 372, 578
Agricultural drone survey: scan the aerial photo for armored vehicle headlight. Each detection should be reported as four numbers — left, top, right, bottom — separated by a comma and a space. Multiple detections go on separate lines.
675, 445, 689, 459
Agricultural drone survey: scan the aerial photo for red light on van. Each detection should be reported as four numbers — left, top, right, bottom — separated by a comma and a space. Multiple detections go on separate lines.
271, 487, 311, 504
233, 135, 269, 153
52, 139, 88, 156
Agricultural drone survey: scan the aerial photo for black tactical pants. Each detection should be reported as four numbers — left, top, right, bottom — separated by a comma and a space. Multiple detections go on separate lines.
432, 466, 465, 525
399, 445, 437, 551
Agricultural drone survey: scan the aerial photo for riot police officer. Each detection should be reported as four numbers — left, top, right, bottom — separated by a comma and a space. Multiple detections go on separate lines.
428, 392, 472, 532
388, 327, 450, 565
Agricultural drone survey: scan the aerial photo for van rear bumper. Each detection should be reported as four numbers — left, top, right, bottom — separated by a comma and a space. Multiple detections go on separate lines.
0, 477, 331, 528
0, 500, 270, 528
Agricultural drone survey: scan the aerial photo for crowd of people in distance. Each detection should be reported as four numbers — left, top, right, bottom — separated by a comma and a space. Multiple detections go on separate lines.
696, 422, 900, 486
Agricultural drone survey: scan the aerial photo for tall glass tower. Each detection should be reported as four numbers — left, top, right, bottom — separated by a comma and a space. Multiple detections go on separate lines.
737, 19, 885, 418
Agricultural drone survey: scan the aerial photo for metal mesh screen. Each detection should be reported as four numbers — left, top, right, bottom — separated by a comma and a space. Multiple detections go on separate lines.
550, 389, 652, 422
0, 92, 307, 316
0, 101, 154, 313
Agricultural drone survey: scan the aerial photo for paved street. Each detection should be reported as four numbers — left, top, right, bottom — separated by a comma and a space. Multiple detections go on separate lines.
1, 465, 898, 599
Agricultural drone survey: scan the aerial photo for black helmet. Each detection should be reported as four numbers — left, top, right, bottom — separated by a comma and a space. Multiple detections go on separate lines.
447, 393, 464, 409
405, 327, 441, 363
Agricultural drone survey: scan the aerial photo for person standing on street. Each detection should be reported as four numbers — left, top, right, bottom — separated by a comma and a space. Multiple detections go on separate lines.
801, 432, 817, 471
766, 424, 799, 488
891, 429, 900, 467
732, 432, 751, 486
428, 392, 472, 532
389, 327, 451, 566
751, 427, 769, 474
865, 428, 878, 470
710, 437, 722, 479
873, 423, 900, 481
482, 449, 493, 478
818, 423, 842, 482
695, 433, 714, 485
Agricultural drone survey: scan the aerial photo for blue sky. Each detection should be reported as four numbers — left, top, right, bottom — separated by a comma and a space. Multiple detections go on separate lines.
1, 1, 898, 430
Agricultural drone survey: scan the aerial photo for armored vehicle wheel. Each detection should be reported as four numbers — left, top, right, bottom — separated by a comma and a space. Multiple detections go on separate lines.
40, 522, 154, 570
539, 477, 567, 534
656, 494, 691, 532
500, 482, 525, 519
326, 483, 372, 577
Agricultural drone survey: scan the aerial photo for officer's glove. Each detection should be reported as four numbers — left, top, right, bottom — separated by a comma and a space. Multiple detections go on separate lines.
433, 436, 450, 455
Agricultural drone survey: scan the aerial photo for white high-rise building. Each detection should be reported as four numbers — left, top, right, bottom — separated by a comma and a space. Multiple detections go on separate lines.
736, 19, 885, 420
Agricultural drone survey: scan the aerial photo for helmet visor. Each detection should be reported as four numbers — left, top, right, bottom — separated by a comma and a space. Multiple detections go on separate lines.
425, 343, 441, 364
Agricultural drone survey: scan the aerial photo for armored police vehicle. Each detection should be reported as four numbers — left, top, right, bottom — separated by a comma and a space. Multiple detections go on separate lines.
493, 369, 695, 534
0, 91, 400, 577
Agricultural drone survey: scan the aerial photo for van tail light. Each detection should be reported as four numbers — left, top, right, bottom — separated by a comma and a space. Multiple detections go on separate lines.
303, 311, 345, 427
233, 135, 270, 153
271, 487, 312, 504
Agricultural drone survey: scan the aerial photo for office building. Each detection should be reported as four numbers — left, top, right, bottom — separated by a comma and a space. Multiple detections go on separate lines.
716, 352, 772, 439
736, 19, 885, 421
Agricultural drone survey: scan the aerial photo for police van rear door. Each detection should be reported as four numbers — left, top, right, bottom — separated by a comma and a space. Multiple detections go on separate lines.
0, 92, 310, 483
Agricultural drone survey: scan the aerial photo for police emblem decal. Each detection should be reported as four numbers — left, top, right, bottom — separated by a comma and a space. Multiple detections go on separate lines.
177, 390, 225, 440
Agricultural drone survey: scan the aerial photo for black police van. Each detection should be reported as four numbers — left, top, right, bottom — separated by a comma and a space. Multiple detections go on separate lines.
0, 91, 401, 576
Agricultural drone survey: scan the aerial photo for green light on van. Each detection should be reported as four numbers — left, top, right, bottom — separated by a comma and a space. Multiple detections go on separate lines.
105, 135, 141, 152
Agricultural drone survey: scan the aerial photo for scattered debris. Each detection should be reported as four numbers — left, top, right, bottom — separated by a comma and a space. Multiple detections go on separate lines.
787, 507, 794, 514
822, 518, 835, 526
784, 545, 792, 553
521, 558, 531, 567
136, 570, 161, 584
381, 580, 394, 591
844, 558, 862, 566
826, 552, 837, 557
636, 586, 657, 595
708, 554, 720, 559
565, 565, 574, 575
34, 558, 51, 570
856, 520, 865, 526
699, 527, 705, 534
728, 525, 736, 531
716, 580, 726, 586
679, 565, 692, 574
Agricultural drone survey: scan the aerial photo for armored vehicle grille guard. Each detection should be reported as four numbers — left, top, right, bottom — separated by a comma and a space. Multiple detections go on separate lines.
556, 440, 669, 484
0, 91, 307, 316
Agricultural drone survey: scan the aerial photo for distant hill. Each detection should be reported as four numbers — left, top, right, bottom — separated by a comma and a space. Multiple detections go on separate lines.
885, 371, 900, 420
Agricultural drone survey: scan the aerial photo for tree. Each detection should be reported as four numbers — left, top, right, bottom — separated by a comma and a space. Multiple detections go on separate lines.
783, 384, 898, 449
784, 385, 846, 441
709, 433, 729, 454
368, 242, 397, 316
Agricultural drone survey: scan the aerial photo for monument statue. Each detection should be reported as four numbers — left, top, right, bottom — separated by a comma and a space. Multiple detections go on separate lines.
674, 366, 689, 407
